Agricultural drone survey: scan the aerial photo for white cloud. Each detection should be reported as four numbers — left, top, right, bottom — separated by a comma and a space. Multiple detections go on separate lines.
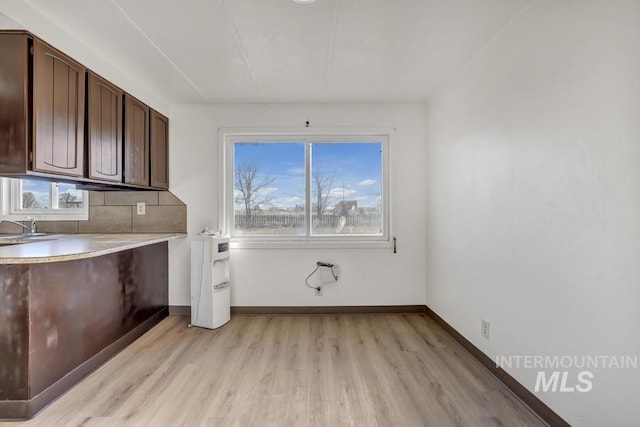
271, 196, 302, 207
255, 186, 278, 196
329, 187, 357, 198
358, 179, 376, 186
236, 187, 279, 197
35, 193, 48, 203
287, 167, 305, 175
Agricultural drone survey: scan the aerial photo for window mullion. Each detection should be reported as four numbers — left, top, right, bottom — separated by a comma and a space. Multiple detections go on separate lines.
305, 139, 311, 238
50, 183, 58, 209
17, 180, 23, 211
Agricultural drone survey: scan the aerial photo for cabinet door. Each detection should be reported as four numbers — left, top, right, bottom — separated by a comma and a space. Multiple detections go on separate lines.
0, 33, 29, 174
32, 39, 85, 177
123, 94, 149, 186
150, 110, 169, 189
87, 72, 122, 182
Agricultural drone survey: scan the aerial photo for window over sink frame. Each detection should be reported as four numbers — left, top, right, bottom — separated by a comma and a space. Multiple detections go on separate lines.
0, 177, 89, 221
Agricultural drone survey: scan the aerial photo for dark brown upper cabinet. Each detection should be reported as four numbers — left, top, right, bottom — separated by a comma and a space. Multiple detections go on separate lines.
0, 32, 85, 179
123, 94, 150, 187
0, 33, 29, 174
32, 38, 85, 177
0, 31, 170, 190
87, 72, 122, 182
150, 110, 169, 189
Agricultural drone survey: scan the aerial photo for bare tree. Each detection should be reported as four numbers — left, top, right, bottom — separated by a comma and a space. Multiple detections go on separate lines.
235, 161, 276, 222
22, 192, 41, 209
313, 173, 333, 224
59, 192, 78, 208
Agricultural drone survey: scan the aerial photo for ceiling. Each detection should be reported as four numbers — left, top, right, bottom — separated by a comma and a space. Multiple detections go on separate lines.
0, 0, 531, 105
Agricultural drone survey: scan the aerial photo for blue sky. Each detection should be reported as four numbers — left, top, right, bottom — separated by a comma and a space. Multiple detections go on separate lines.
234, 142, 382, 209
21, 179, 83, 208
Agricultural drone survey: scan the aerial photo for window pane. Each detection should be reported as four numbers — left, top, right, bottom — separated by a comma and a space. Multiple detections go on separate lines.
57, 183, 84, 208
21, 179, 51, 209
233, 142, 305, 236
311, 142, 383, 235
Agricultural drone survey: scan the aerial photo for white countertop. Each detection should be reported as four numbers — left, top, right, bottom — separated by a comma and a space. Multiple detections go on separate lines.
0, 233, 186, 264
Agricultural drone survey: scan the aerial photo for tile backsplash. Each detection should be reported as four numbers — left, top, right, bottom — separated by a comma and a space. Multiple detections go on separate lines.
0, 191, 186, 235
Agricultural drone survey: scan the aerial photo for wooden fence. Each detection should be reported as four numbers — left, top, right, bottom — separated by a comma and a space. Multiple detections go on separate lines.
235, 213, 381, 228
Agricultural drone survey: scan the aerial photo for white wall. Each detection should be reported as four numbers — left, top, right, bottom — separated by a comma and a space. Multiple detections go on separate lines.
425, 0, 640, 425
169, 104, 427, 307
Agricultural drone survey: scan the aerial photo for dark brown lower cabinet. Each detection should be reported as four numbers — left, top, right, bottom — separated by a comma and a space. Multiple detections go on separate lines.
0, 243, 168, 419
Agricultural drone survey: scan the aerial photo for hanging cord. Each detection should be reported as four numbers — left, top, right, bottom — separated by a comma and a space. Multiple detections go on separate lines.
305, 265, 321, 292
317, 261, 338, 281
305, 262, 339, 292
328, 266, 338, 281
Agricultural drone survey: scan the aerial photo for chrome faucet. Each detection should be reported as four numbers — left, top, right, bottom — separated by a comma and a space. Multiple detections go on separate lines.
1, 217, 37, 234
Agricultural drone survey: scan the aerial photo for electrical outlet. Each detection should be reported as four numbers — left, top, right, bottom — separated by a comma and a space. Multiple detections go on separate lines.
481, 319, 490, 339
315, 287, 322, 296
136, 202, 146, 215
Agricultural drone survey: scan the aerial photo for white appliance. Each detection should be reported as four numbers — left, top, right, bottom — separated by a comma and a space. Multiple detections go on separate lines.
190, 234, 231, 329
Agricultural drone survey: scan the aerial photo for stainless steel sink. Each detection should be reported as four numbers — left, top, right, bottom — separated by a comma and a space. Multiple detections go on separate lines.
0, 233, 51, 242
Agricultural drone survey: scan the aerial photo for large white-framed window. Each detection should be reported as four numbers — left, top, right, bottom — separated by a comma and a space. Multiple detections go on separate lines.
0, 178, 88, 221
220, 128, 392, 248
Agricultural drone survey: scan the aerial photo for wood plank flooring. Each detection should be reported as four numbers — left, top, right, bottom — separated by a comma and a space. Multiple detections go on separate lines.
2, 314, 545, 426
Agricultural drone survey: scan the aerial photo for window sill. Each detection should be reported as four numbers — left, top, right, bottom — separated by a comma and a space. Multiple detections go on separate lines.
230, 239, 392, 250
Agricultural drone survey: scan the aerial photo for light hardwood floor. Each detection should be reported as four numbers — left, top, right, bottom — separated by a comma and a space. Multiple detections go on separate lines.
2, 314, 545, 426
